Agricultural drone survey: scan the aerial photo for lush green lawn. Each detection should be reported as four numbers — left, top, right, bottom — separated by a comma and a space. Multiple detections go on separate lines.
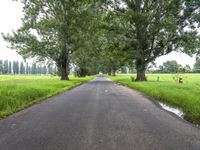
0, 75, 95, 118
109, 74, 200, 125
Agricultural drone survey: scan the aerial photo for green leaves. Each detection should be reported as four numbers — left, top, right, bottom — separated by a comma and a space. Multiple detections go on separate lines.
2, 0, 200, 79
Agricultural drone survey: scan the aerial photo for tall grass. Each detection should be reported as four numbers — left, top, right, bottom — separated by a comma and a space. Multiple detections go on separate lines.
0, 75, 94, 118
109, 74, 200, 125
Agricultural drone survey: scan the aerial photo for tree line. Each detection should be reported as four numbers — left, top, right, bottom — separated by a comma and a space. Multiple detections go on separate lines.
118, 59, 200, 74
0, 60, 56, 75
2, 0, 200, 81
150, 59, 200, 73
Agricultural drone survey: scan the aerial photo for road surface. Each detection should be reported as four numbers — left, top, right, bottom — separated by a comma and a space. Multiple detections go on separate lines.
0, 77, 199, 150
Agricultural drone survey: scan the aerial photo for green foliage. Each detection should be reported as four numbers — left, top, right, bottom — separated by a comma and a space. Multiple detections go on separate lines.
3, 60, 9, 74
20, 61, 25, 74
109, 74, 200, 124
106, 0, 200, 80
13, 61, 19, 74
71, 3, 103, 77
155, 61, 192, 73
2, 0, 96, 80
0, 75, 95, 118
193, 59, 200, 73
163, 60, 180, 73
2, 0, 200, 80
158, 60, 182, 73
97, 9, 133, 75
0, 59, 56, 75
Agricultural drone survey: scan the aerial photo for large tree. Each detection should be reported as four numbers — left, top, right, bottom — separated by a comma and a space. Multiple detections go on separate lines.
107, 0, 200, 81
3, 0, 92, 80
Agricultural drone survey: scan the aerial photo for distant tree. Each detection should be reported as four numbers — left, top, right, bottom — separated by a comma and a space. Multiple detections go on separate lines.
180, 65, 191, 73
37, 65, 42, 75
0, 60, 3, 74
193, 59, 200, 73
31, 63, 37, 74
157, 60, 183, 73
13, 61, 17, 74
16, 61, 19, 74
42, 66, 47, 75
13, 61, 16, 74
3, 60, 9, 74
53, 66, 57, 75
163, 60, 181, 73
158, 65, 164, 73
25, 63, 29, 74
185, 65, 191, 73
177, 64, 184, 73
28, 66, 31, 75
48, 65, 54, 75
120, 66, 128, 74
20, 62, 25, 74
9, 61, 12, 74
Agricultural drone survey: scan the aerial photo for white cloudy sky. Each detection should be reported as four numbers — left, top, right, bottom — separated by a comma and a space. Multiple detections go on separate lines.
0, 0, 196, 67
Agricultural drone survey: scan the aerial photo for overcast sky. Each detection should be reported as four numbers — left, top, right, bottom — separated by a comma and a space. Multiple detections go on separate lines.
0, 0, 196, 67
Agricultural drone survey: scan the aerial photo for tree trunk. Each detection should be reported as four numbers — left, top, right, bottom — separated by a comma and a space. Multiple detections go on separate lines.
57, 26, 70, 80
135, 68, 147, 81
135, 58, 147, 81
60, 65, 69, 80
58, 54, 69, 80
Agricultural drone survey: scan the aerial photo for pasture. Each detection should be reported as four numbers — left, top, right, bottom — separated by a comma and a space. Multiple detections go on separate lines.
0, 75, 94, 118
109, 74, 200, 125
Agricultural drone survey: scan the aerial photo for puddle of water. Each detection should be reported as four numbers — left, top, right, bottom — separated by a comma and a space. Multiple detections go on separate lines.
159, 102, 200, 128
159, 102, 184, 118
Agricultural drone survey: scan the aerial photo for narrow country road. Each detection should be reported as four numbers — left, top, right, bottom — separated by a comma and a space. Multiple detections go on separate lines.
0, 77, 199, 150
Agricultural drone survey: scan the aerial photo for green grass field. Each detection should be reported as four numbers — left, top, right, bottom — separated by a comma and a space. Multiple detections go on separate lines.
0, 75, 94, 118
109, 74, 200, 125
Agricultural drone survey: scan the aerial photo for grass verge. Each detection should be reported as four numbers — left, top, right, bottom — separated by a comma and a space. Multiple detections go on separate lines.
0, 75, 95, 118
108, 74, 200, 125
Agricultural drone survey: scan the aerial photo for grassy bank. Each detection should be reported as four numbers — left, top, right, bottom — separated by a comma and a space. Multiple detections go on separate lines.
109, 74, 200, 125
0, 75, 95, 118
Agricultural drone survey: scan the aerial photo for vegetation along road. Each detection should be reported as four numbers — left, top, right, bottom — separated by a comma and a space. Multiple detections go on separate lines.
0, 75, 94, 118
109, 74, 200, 125
0, 77, 199, 150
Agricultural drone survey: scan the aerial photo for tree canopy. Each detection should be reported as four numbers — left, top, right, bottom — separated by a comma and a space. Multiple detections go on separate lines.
3, 0, 96, 80
2, 0, 200, 80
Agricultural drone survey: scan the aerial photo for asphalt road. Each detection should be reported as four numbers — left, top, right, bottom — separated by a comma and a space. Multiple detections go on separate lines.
0, 77, 200, 150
